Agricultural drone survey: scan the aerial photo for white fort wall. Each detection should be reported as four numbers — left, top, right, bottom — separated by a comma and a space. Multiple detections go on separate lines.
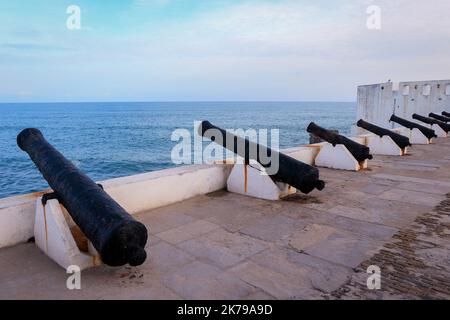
356, 80, 450, 133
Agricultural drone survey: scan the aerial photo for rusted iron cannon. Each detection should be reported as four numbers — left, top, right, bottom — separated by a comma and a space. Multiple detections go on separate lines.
307, 122, 373, 162
17, 128, 148, 267
198, 121, 325, 194
412, 114, 450, 133
429, 113, 450, 123
389, 114, 437, 140
442, 111, 450, 118
356, 119, 411, 149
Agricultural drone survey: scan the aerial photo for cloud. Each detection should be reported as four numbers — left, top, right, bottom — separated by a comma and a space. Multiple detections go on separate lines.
149, 0, 450, 61
2, 0, 450, 101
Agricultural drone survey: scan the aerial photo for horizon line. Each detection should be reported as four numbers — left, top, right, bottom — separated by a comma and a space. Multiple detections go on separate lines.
0, 100, 356, 104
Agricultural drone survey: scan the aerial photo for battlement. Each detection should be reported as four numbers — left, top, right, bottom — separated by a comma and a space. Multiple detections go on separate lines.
356, 80, 450, 132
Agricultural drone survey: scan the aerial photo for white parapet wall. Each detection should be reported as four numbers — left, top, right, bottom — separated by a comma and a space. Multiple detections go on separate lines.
0, 164, 230, 249
355, 80, 450, 134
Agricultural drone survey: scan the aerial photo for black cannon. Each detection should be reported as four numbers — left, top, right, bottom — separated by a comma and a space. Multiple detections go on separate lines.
442, 111, 450, 118
307, 122, 373, 163
429, 113, 450, 123
17, 128, 148, 267
198, 121, 325, 194
356, 119, 411, 149
389, 114, 437, 140
412, 114, 450, 133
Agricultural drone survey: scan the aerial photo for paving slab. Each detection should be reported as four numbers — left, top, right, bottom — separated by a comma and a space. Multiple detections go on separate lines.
177, 228, 268, 269
163, 261, 256, 300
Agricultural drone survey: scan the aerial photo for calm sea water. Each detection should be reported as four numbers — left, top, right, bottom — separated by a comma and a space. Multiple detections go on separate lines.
0, 102, 355, 199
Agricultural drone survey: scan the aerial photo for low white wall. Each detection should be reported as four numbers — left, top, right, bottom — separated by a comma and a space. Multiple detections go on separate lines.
0, 193, 44, 248
0, 163, 231, 249
101, 164, 232, 214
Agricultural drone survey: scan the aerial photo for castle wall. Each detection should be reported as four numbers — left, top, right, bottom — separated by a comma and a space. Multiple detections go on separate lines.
356, 80, 450, 132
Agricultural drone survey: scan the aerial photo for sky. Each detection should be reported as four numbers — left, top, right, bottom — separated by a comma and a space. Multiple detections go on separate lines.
1, 0, 450, 102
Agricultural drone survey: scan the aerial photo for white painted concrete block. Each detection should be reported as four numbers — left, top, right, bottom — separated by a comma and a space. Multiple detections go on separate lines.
366, 135, 403, 156
103, 165, 231, 215
314, 143, 363, 171
429, 124, 447, 138
34, 198, 101, 270
0, 196, 36, 248
350, 136, 366, 145
227, 161, 295, 201
410, 128, 431, 145
283, 146, 319, 165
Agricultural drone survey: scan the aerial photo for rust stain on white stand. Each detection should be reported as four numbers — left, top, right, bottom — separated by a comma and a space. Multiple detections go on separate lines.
34, 198, 102, 270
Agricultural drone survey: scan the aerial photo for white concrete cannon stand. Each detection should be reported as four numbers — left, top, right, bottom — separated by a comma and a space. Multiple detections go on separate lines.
34, 197, 102, 270
360, 134, 406, 156
429, 124, 448, 138
314, 143, 368, 171
392, 127, 432, 145
227, 160, 296, 201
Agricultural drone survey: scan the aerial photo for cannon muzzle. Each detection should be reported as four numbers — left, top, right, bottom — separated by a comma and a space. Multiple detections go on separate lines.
429, 113, 450, 123
198, 121, 325, 194
307, 122, 373, 162
17, 128, 148, 267
442, 111, 450, 118
356, 119, 411, 149
412, 114, 450, 133
389, 114, 437, 140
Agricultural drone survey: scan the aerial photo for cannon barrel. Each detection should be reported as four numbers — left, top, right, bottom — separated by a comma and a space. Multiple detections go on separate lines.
429, 113, 450, 123
389, 114, 437, 140
412, 114, 450, 133
442, 111, 450, 118
307, 122, 373, 162
17, 128, 148, 267
356, 119, 411, 149
198, 121, 325, 194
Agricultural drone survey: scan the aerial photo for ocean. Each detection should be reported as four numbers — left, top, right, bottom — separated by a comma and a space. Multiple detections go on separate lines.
0, 102, 355, 199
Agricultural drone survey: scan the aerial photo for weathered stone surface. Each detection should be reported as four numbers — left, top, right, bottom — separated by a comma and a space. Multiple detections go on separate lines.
328, 198, 431, 229
378, 189, 443, 207
372, 173, 450, 187
178, 229, 268, 268
250, 247, 352, 294
360, 183, 394, 195
303, 230, 385, 269
229, 261, 319, 299
163, 261, 255, 300
205, 209, 268, 233
135, 210, 195, 234
240, 215, 302, 242
282, 209, 398, 241
145, 242, 196, 276
396, 182, 450, 195
327, 194, 450, 300
289, 224, 337, 251
156, 220, 220, 244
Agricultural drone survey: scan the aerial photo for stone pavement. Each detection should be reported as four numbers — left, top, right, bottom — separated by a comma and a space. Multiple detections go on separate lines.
1, 138, 450, 299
